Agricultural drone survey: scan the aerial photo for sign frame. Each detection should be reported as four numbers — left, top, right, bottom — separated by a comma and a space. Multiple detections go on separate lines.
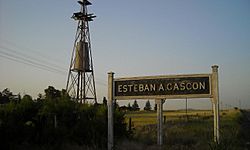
114, 74, 212, 100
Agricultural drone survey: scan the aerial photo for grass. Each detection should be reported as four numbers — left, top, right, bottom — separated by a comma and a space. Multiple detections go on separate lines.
125, 110, 213, 127
120, 109, 248, 150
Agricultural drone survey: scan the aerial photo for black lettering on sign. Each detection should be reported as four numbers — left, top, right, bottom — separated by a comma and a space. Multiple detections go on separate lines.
114, 77, 210, 97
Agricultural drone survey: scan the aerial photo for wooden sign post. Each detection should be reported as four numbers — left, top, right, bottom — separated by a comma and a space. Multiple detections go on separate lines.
107, 65, 220, 149
211, 65, 220, 143
156, 99, 165, 146
108, 72, 114, 150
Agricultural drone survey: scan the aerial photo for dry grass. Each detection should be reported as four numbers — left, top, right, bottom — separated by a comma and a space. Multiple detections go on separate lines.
125, 110, 214, 127
120, 109, 244, 150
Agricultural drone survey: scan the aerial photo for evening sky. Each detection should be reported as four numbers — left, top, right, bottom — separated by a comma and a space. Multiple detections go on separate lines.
0, 0, 249, 109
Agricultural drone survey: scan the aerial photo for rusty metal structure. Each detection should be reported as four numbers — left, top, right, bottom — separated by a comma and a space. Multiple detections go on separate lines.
66, 0, 97, 103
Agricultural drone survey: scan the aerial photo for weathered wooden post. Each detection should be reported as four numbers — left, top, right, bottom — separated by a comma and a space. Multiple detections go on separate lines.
211, 65, 220, 143
108, 72, 114, 150
156, 99, 165, 146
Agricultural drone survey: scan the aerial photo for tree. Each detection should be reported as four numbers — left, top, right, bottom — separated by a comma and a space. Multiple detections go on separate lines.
0, 88, 14, 104
37, 93, 43, 101
1, 88, 13, 97
127, 103, 132, 111
61, 89, 70, 100
102, 97, 107, 106
0, 87, 131, 149
154, 103, 157, 111
132, 100, 139, 111
44, 86, 61, 100
144, 100, 151, 111
22, 94, 32, 101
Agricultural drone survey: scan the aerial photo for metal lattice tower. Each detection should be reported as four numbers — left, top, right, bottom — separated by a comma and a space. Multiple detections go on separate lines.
66, 0, 97, 103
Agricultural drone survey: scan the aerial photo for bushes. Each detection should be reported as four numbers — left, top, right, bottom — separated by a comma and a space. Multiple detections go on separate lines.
0, 96, 129, 149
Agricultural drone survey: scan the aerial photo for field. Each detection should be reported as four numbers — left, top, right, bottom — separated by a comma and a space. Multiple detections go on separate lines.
117, 109, 250, 150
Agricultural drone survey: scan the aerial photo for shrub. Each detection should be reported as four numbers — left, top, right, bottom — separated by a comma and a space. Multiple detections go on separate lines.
0, 95, 129, 149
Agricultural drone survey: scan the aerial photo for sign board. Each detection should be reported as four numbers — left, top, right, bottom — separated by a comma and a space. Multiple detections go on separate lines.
114, 74, 211, 100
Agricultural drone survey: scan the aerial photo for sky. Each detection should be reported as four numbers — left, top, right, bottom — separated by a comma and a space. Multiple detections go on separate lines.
0, 0, 250, 110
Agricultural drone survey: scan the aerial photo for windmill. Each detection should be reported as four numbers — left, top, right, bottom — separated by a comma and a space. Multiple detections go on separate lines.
66, 0, 97, 103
